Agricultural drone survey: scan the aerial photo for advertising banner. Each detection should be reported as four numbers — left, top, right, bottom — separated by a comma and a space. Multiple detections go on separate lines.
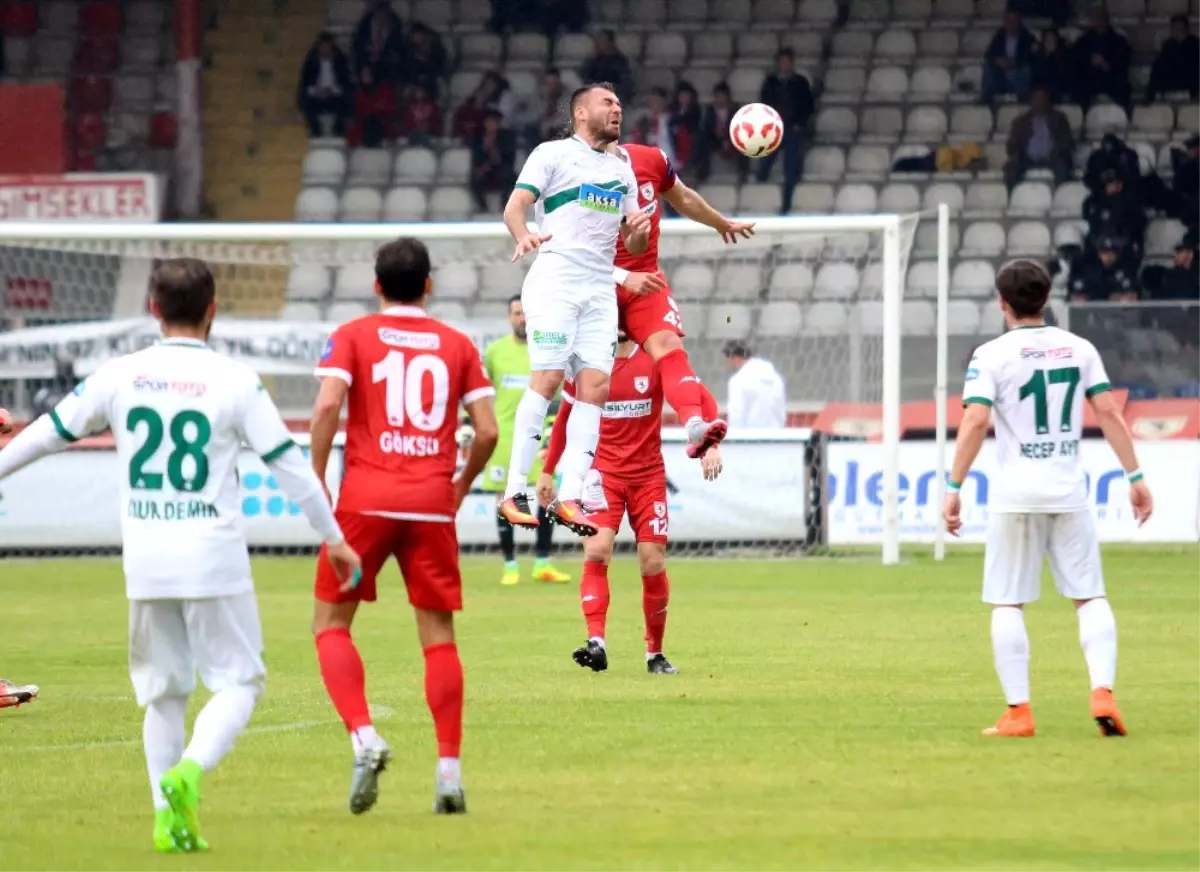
0, 173, 161, 222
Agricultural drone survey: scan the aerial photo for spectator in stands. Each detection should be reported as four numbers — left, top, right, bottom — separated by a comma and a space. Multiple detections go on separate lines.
297, 33, 352, 137
401, 22, 448, 100
1158, 243, 1200, 300
1168, 135, 1199, 230
353, 0, 403, 84
982, 10, 1035, 104
723, 341, 787, 430
579, 30, 635, 104
469, 109, 517, 212
1072, 6, 1131, 112
1084, 132, 1141, 194
1031, 28, 1073, 104
629, 87, 678, 165
536, 67, 567, 143
1003, 85, 1074, 191
696, 82, 748, 183
398, 83, 442, 146
1068, 236, 1140, 302
452, 71, 506, 141
539, 0, 589, 36
757, 48, 813, 214
1084, 168, 1147, 261
351, 64, 398, 148
670, 82, 702, 175
1147, 16, 1199, 102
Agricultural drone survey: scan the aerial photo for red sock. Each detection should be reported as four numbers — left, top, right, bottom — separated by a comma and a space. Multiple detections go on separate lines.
423, 642, 464, 758
642, 571, 670, 653
315, 627, 372, 732
581, 561, 610, 639
656, 348, 704, 424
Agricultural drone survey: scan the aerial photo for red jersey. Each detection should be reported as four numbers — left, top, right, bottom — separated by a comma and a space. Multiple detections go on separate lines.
613, 143, 677, 273
315, 305, 494, 519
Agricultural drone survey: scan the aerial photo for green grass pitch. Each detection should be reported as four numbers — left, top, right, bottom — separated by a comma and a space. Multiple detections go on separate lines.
2, 546, 1197, 871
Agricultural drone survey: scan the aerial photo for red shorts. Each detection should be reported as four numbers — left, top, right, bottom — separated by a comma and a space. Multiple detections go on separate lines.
591, 475, 670, 544
617, 276, 685, 347
314, 510, 463, 611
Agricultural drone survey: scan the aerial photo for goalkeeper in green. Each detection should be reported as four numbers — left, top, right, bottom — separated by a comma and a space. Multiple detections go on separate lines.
483, 296, 570, 586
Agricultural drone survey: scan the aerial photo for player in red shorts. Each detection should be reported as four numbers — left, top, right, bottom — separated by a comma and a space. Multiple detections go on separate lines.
538, 331, 724, 674
309, 238, 499, 817
611, 142, 756, 459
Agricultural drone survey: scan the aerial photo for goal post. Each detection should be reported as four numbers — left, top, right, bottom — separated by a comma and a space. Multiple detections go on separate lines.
0, 213, 928, 563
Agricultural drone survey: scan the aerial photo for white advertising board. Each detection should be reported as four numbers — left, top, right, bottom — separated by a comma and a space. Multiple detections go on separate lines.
0, 173, 161, 223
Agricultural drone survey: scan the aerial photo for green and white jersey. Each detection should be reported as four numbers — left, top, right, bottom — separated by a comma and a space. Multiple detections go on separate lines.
514, 135, 640, 277
48, 338, 297, 599
964, 325, 1112, 513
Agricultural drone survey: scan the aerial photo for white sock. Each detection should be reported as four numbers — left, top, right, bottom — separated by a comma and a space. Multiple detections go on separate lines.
1077, 598, 1117, 691
351, 724, 380, 755
646, 651, 661, 661
181, 684, 259, 771
557, 400, 602, 502
144, 696, 188, 811
589, 635, 606, 649
991, 607, 1031, 706
437, 757, 461, 785
505, 389, 551, 498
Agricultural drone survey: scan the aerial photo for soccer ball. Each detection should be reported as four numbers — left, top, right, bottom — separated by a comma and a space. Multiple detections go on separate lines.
729, 103, 784, 158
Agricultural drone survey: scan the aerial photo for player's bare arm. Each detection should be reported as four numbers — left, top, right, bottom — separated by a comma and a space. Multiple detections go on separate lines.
1089, 390, 1153, 526
662, 181, 756, 244
310, 375, 349, 504
620, 210, 652, 256
0, 408, 11, 434
612, 267, 667, 296
456, 395, 499, 510
943, 402, 991, 537
701, 445, 723, 481
503, 187, 551, 262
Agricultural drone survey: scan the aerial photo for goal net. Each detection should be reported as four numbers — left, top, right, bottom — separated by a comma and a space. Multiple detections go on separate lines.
0, 214, 924, 561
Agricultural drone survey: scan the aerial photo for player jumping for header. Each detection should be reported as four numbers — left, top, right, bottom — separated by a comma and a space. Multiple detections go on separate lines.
310, 238, 498, 816
610, 141, 756, 458
499, 82, 653, 537
0, 410, 37, 709
539, 330, 724, 674
943, 259, 1153, 739
0, 262, 360, 852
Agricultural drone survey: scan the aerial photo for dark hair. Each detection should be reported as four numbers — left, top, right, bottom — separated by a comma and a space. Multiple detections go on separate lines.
713, 81, 731, 94
151, 259, 215, 326
996, 259, 1051, 317
375, 238, 431, 303
723, 340, 751, 359
598, 28, 616, 42
317, 31, 335, 44
569, 82, 616, 117
777, 47, 794, 61
544, 65, 560, 77
507, 294, 522, 308
1171, 13, 1189, 25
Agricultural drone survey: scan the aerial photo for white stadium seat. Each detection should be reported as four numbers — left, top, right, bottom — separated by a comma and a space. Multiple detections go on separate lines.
910, 66, 952, 102
950, 105, 994, 139
670, 0, 710, 26
791, 183, 836, 214
805, 302, 849, 335
459, 33, 504, 68
906, 261, 939, 298
646, 33, 689, 67
846, 145, 890, 180
696, 184, 738, 215
1132, 105, 1173, 140
707, 304, 752, 340
815, 107, 859, 142
947, 300, 981, 335
327, 301, 370, 324
1146, 219, 1187, 255
432, 263, 479, 300
286, 265, 332, 301
961, 221, 1006, 257
1051, 181, 1089, 217
951, 260, 997, 298
756, 301, 804, 337
294, 187, 338, 222
1007, 221, 1052, 256
551, 33, 593, 66
381, 186, 427, 221
672, 264, 717, 300
281, 302, 322, 322
506, 33, 550, 69
861, 107, 904, 141
963, 182, 1008, 217
804, 146, 847, 182
904, 106, 948, 141
429, 187, 474, 220
1008, 182, 1053, 216
878, 183, 920, 213
923, 182, 964, 212
438, 148, 472, 184
334, 264, 376, 300
834, 183, 878, 213
301, 149, 347, 186
715, 264, 764, 301
901, 300, 935, 336
814, 262, 860, 299
739, 183, 784, 214
690, 32, 733, 66
428, 301, 468, 321
823, 67, 868, 104
346, 148, 392, 186
874, 31, 916, 61
393, 148, 437, 183
918, 30, 958, 57
866, 67, 909, 103
1085, 104, 1129, 139
753, 0, 797, 26
736, 32, 779, 63
769, 263, 815, 300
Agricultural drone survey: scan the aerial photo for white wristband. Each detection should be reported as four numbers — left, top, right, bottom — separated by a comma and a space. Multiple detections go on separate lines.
612, 267, 630, 285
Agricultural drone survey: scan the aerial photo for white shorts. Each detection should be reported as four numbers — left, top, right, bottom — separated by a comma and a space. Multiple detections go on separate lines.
128, 592, 266, 706
982, 510, 1105, 605
521, 255, 617, 375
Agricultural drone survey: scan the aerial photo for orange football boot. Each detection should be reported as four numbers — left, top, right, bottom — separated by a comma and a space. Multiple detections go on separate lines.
497, 493, 539, 528
1090, 688, 1127, 737
982, 703, 1035, 737
547, 499, 598, 537
0, 678, 39, 709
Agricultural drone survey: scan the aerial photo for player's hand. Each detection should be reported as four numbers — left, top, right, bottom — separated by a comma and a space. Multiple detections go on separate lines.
701, 446, 723, 481
625, 210, 651, 239
536, 472, 557, 508
942, 492, 963, 537
511, 233, 551, 262
452, 473, 471, 511
1129, 479, 1153, 527
719, 220, 756, 244
325, 540, 363, 593
0, 408, 12, 435
621, 271, 667, 296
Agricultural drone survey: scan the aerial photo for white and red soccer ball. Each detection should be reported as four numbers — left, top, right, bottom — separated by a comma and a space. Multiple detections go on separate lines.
729, 103, 784, 158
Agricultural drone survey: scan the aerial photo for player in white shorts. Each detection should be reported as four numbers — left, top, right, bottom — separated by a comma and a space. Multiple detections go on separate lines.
499, 81, 653, 537
0, 261, 360, 852
943, 259, 1153, 739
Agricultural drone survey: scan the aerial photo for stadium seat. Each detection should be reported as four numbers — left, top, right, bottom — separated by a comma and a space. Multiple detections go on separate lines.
43, 1, 78, 34
1053, 220, 1087, 248
1146, 218, 1187, 255
804, 146, 847, 182
631, 0, 668, 26
680, 67, 726, 97
428, 301, 468, 321
1177, 104, 1200, 135
961, 221, 1006, 257
918, 30, 959, 58
1008, 181, 1052, 217
950, 105, 993, 139
712, 0, 752, 24
549, 33, 592, 68
823, 67, 868, 104
677, 303, 707, 337
814, 262, 860, 299
690, 32, 733, 66
904, 106, 948, 142
861, 107, 904, 142
1132, 105, 1173, 140
334, 264, 376, 300
432, 263, 479, 300
715, 264, 764, 302
798, 0, 839, 23
805, 301, 848, 335
866, 67, 909, 103
979, 300, 1006, 334
460, 33, 504, 68
1007, 221, 1052, 256
707, 304, 752, 339
736, 32, 780, 64
672, 264, 717, 301
963, 182, 1008, 217
910, 66, 952, 102
449, 70, 484, 101
696, 184, 738, 215
478, 264, 525, 300
726, 67, 763, 104
875, 31, 916, 62
756, 301, 804, 337
845, 145, 889, 180
914, 220, 960, 258
789, 31, 825, 60
506, 33, 550, 69
646, 32, 689, 67
327, 301, 370, 323
470, 302, 510, 320
613, 33, 643, 61
894, 0, 933, 18
831, 30, 873, 65
429, 187, 474, 220
923, 182, 965, 212
947, 299, 981, 335
1128, 141, 1158, 175
850, 0, 891, 23
412, 0, 454, 29
752, 0, 798, 26
739, 183, 784, 214
790, 182, 836, 214
437, 147, 472, 184
815, 107, 859, 143
641, 67, 679, 94
835, 184, 878, 214
769, 263, 816, 300
1085, 104, 1129, 139
281, 301, 322, 322
381, 186, 427, 221
879, 183, 920, 213
951, 260, 996, 298
1051, 181, 1088, 217
347, 149, 392, 186
121, 34, 161, 70
286, 265, 332, 302
901, 300, 935, 336
295, 187, 338, 222
394, 148, 437, 183
34, 37, 74, 76
933, 0, 973, 17
906, 261, 939, 298
670, 0, 710, 26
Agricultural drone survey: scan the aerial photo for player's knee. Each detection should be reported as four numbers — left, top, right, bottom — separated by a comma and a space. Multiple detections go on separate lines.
574, 370, 610, 405
416, 608, 455, 648
647, 331, 683, 360
583, 542, 612, 565
530, 369, 564, 398
638, 545, 667, 576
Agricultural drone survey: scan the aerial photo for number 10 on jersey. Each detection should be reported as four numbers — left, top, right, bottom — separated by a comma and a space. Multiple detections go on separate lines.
372, 351, 451, 431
